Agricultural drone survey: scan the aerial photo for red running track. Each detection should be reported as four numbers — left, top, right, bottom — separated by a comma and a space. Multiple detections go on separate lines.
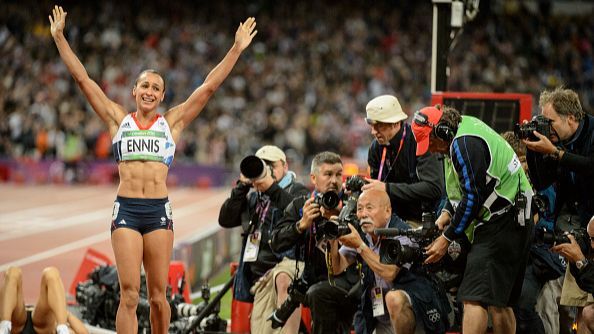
0, 184, 229, 303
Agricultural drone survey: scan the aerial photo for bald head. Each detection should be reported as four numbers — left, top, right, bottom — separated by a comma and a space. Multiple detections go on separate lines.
359, 189, 391, 212
357, 188, 392, 237
588, 216, 594, 237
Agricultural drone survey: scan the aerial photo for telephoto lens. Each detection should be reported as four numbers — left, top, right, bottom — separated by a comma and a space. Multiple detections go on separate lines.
268, 279, 308, 329
313, 191, 340, 210
177, 303, 203, 317
240, 155, 266, 180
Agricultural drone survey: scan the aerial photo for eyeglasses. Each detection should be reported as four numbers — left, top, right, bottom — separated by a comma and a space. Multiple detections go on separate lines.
366, 119, 393, 129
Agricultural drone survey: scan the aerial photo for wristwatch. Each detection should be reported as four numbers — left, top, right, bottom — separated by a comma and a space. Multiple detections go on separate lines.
295, 221, 304, 234
551, 147, 562, 160
356, 243, 367, 254
576, 258, 589, 270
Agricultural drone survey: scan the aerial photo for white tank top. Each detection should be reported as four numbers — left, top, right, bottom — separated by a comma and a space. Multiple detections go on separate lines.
112, 113, 176, 167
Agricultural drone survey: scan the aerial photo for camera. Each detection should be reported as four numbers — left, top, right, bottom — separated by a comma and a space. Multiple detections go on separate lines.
240, 155, 267, 180
312, 191, 342, 241
535, 228, 590, 254
514, 115, 551, 141
377, 214, 440, 267
345, 175, 367, 194
314, 175, 368, 241
268, 278, 308, 329
338, 175, 367, 224
315, 219, 351, 241
76, 265, 227, 334
380, 238, 424, 267
313, 191, 340, 210
75, 265, 120, 329
532, 193, 549, 214
375, 212, 440, 244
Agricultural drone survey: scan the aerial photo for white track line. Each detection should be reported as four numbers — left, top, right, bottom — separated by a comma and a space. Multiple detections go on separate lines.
0, 193, 227, 270
0, 191, 228, 242
0, 233, 109, 272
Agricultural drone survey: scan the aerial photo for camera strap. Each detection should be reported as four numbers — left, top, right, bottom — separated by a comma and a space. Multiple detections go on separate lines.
325, 242, 363, 289
378, 126, 406, 182
325, 241, 336, 286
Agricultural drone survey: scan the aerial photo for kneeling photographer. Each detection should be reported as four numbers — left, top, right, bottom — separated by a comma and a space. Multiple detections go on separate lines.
551, 216, 594, 332
333, 189, 450, 334
270, 152, 361, 334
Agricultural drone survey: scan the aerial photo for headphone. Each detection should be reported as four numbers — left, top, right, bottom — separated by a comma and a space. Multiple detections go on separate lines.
413, 110, 456, 142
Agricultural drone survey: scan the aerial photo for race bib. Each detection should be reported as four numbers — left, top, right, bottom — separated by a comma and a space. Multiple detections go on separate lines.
507, 154, 521, 174
120, 130, 167, 162
111, 201, 120, 220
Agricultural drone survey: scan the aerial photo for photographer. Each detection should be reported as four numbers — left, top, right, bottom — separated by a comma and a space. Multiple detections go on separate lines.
502, 131, 566, 334
551, 216, 594, 332
363, 95, 444, 222
219, 145, 308, 334
332, 189, 450, 334
524, 87, 594, 231
271, 151, 360, 334
412, 105, 533, 333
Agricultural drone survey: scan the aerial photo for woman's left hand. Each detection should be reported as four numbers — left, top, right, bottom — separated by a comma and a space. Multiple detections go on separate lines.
235, 17, 257, 51
49, 5, 67, 38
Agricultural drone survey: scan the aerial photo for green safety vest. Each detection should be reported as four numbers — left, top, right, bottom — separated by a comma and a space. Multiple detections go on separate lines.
445, 116, 532, 242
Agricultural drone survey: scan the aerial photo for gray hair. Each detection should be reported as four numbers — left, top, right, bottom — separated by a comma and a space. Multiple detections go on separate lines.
539, 87, 584, 121
310, 151, 342, 174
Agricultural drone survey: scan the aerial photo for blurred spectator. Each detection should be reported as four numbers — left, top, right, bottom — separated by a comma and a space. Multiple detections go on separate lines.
0, 0, 593, 182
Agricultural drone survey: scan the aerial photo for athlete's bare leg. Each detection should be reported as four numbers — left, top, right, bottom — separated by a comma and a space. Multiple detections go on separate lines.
112, 229, 144, 334
142, 229, 174, 334
0, 267, 27, 333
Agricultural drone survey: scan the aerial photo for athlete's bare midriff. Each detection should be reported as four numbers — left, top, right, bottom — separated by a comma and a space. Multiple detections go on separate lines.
116, 161, 169, 198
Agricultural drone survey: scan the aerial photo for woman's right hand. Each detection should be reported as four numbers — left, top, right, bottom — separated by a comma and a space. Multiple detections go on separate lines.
49, 5, 67, 38
234, 17, 257, 52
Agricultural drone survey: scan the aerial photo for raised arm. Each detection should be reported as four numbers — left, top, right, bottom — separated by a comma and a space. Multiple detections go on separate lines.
166, 17, 257, 133
49, 5, 125, 135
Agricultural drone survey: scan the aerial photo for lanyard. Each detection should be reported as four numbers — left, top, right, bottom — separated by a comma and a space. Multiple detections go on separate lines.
377, 126, 407, 181
308, 192, 316, 256
256, 196, 271, 224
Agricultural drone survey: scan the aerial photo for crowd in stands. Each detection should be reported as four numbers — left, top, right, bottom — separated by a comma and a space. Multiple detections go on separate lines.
0, 0, 592, 179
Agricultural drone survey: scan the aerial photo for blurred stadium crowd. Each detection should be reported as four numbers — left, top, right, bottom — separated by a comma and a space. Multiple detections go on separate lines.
0, 0, 592, 178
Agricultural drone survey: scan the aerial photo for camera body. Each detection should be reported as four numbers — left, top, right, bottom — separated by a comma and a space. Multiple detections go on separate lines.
76, 265, 226, 333
315, 219, 351, 240
268, 278, 309, 329
514, 115, 551, 141
532, 193, 549, 214
380, 238, 425, 267
314, 175, 368, 241
377, 212, 441, 266
535, 228, 591, 255
313, 191, 345, 241
313, 191, 340, 210
377, 217, 470, 289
